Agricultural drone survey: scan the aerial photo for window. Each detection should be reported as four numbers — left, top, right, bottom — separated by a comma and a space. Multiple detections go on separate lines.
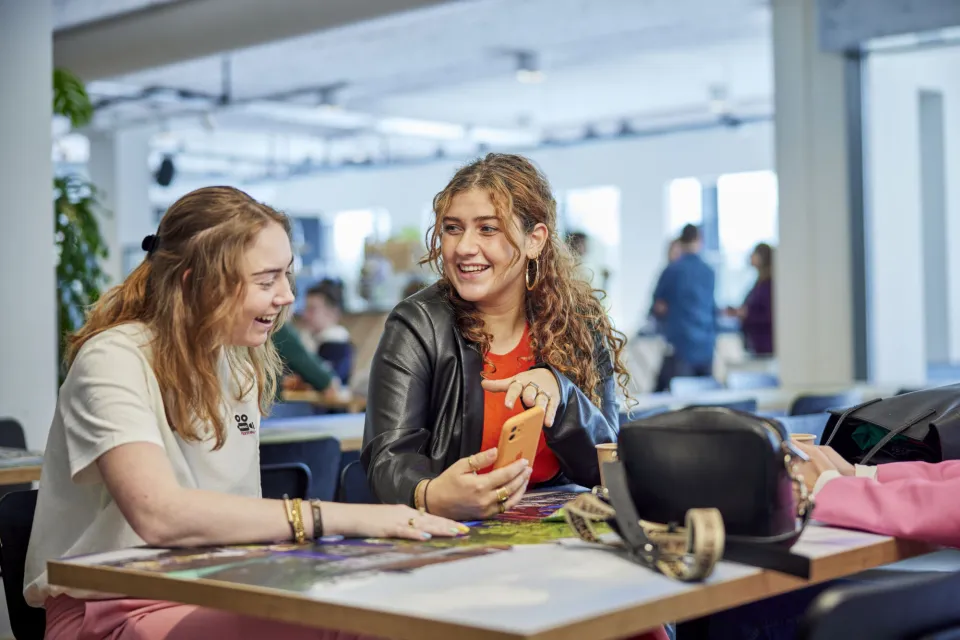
717, 171, 778, 255
716, 170, 779, 304
331, 209, 391, 309
667, 177, 703, 235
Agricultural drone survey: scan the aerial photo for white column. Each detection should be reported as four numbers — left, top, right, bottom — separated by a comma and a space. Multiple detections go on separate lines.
0, 0, 56, 451
772, 0, 856, 387
88, 128, 154, 284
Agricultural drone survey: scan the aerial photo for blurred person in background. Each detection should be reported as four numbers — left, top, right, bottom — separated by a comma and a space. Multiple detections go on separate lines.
303, 279, 355, 385
650, 224, 717, 392
725, 242, 774, 357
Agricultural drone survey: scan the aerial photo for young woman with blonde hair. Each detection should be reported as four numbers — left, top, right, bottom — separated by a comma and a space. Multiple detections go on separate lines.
26, 186, 463, 640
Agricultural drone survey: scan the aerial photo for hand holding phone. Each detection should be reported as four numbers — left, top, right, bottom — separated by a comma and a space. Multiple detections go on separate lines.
493, 406, 545, 471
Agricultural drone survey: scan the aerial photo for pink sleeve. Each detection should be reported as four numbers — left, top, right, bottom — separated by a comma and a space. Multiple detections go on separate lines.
876, 460, 960, 483
813, 474, 960, 548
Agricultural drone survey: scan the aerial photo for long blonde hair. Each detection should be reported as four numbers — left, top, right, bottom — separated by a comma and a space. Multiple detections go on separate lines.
67, 186, 290, 449
422, 153, 631, 406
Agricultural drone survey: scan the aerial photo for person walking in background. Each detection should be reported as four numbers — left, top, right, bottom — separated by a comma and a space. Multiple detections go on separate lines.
650, 224, 717, 392
726, 242, 774, 356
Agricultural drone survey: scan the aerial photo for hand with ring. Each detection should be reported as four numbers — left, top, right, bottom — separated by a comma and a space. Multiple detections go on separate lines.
321, 503, 468, 541
423, 448, 534, 520
480, 368, 561, 427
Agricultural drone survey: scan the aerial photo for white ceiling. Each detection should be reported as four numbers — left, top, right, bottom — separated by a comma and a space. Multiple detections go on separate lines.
60, 0, 773, 181
54, 0, 185, 30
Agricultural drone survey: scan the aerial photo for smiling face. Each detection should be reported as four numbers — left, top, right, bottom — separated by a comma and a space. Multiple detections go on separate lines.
228, 221, 295, 347
440, 188, 546, 310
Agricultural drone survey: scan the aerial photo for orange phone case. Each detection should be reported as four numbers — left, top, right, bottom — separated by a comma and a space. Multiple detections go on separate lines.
492, 406, 545, 470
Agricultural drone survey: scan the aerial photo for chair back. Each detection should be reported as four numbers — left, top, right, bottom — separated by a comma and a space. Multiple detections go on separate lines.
789, 391, 861, 416
619, 405, 669, 427
267, 402, 316, 419
800, 571, 960, 640
260, 462, 312, 500
686, 398, 758, 413
260, 436, 342, 501
726, 371, 779, 391
337, 460, 376, 504
669, 376, 722, 396
0, 489, 46, 640
0, 418, 32, 496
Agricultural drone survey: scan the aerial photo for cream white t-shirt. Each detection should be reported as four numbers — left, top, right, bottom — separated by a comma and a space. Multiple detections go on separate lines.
24, 323, 262, 606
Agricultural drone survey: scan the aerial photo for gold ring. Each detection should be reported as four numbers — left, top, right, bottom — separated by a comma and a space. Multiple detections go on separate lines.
496, 487, 508, 503
467, 455, 480, 472
418, 507, 426, 515
408, 517, 416, 527
498, 502, 506, 514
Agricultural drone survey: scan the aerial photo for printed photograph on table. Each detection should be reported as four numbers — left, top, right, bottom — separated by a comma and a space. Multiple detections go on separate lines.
75, 490, 599, 594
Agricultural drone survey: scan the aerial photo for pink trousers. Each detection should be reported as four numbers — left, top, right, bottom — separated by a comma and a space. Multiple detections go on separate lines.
44, 595, 378, 640
45, 595, 668, 640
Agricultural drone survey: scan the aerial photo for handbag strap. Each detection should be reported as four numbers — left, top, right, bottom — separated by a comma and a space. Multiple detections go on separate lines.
564, 461, 725, 582
822, 398, 883, 448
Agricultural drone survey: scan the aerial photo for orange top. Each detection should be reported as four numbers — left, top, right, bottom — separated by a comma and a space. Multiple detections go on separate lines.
480, 325, 560, 484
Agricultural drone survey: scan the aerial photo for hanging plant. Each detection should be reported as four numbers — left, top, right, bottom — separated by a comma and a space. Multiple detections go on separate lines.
53, 68, 110, 379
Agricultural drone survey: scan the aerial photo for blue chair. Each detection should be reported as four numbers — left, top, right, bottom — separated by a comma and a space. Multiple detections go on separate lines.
267, 401, 316, 419
260, 437, 341, 501
618, 405, 670, 426
669, 376, 722, 396
725, 371, 779, 391
777, 413, 830, 443
337, 460, 377, 504
800, 571, 960, 640
686, 398, 759, 414
0, 490, 46, 640
789, 391, 860, 416
260, 462, 313, 500
0, 418, 31, 497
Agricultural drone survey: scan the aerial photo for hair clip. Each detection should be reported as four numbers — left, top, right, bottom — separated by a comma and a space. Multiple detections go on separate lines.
141, 234, 159, 254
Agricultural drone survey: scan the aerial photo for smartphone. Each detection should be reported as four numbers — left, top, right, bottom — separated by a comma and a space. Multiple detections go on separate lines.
492, 406, 545, 471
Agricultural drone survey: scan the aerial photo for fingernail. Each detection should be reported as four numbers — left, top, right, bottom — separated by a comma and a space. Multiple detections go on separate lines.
521, 458, 530, 466
421, 532, 432, 540
525, 467, 533, 476
457, 524, 470, 534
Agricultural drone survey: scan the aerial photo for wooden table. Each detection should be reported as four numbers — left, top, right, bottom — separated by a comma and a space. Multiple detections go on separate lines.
282, 389, 366, 414
0, 447, 42, 485
47, 524, 932, 640
260, 413, 365, 452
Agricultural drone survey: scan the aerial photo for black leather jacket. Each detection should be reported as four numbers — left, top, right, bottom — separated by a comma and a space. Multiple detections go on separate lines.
361, 284, 619, 506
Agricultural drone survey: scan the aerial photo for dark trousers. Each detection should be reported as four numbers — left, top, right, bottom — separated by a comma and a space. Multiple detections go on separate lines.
655, 353, 713, 393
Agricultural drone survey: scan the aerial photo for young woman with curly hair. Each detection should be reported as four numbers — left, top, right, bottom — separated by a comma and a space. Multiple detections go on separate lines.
361, 153, 632, 521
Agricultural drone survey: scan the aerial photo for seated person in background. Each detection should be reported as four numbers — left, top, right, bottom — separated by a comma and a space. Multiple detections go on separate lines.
26, 186, 463, 640
272, 320, 343, 402
794, 441, 960, 548
303, 279, 355, 385
362, 153, 630, 522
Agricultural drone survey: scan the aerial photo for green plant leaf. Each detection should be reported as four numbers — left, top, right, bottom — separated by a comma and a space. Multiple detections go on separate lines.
53, 68, 93, 128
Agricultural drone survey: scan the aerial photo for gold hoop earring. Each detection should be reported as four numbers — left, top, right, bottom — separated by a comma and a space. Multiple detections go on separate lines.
525, 256, 540, 291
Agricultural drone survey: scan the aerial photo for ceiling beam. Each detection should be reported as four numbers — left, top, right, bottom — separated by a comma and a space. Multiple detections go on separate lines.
54, 0, 455, 81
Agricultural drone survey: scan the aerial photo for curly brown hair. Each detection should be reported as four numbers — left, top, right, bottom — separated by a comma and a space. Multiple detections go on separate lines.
421, 153, 631, 407
67, 186, 290, 449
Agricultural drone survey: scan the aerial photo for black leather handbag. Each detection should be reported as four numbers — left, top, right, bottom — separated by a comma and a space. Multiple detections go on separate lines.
821, 384, 960, 465
565, 406, 813, 581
